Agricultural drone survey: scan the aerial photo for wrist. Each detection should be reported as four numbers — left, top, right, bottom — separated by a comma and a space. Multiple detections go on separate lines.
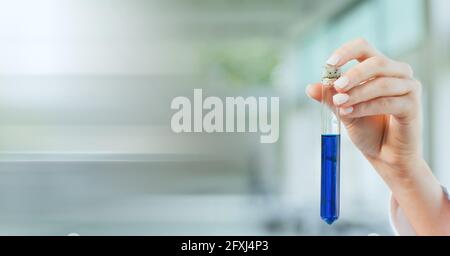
368, 155, 429, 186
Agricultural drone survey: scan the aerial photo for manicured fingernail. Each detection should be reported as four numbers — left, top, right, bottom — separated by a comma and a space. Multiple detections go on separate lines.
305, 84, 312, 98
340, 107, 354, 115
333, 94, 349, 106
326, 54, 340, 66
334, 76, 349, 89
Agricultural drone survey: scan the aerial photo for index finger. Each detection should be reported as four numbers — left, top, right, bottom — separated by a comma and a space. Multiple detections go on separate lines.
326, 38, 383, 67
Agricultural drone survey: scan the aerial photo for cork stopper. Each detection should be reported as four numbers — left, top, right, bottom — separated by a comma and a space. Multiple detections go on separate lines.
322, 64, 341, 80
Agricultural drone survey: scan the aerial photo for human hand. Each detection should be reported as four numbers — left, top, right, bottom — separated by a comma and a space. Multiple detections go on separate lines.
306, 38, 423, 179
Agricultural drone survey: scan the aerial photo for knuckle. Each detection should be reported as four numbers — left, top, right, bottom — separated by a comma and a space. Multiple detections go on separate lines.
408, 88, 422, 107
410, 79, 421, 93
401, 62, 414, 77
371, 56, 388, 68
408, 79, 422, 99
336, 45, 350, 58
348, 67, 363, 80
347, 88, 359, 101
355, 37, 369, 47
377, 77, 390, 91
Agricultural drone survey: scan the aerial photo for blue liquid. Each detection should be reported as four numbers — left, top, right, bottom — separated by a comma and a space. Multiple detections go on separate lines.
321, 134, 340, 225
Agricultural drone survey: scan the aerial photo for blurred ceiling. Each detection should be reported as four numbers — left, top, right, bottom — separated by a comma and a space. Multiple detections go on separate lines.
159, 0, 340, 40
156, 0, 359, 42
0, 0, 353, 75
0, 0, 352, 41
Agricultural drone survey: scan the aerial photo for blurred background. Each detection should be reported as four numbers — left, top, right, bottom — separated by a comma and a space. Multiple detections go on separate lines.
0, 0, 448, 235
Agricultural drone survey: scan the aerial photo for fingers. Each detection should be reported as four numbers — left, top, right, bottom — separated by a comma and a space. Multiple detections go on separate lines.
305, 83, 322, 102
309, 38, 418, 122
334, 78, 421, 119
339, 94, 418, 120
326, 38, 381, 67
332, 78, 420, 108
333, 56, 414, 93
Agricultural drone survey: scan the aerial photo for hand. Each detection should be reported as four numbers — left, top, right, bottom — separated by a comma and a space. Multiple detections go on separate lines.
306, 39, 450, 235
307, 38, 423, 178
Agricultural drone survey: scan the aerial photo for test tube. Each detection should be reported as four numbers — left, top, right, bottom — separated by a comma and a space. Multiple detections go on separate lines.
321, 64, 341, 225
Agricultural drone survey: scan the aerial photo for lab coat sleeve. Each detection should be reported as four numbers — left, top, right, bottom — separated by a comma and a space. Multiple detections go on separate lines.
389, 186, 449, 236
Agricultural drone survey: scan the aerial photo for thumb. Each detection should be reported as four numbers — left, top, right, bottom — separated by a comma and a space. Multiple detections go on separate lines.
305, 83, 323, 102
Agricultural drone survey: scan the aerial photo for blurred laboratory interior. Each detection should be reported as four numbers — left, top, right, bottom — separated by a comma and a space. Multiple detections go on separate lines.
0, 0, 449, 235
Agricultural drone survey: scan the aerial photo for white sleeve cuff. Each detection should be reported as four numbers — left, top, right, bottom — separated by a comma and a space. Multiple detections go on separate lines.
389, 186, 449, 236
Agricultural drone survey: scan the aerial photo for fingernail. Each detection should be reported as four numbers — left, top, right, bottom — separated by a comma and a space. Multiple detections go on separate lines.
326, 54, 340, 66
334, 76, 349, 89
305, 84, 312, 97
340, 107, 354, 115
333, 94, 349, 106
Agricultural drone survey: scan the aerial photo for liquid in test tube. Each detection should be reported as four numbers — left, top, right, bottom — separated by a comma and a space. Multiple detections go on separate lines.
321, 64, 341, 225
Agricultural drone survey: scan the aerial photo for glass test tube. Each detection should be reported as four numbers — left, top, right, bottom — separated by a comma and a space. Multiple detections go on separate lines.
321, 65, 341, 225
